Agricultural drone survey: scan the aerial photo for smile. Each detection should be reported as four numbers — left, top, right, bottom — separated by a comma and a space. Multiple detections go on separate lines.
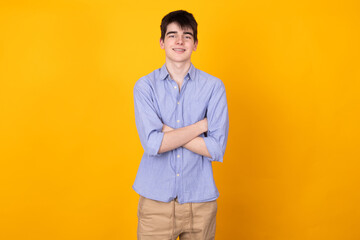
173, 48, 186, 52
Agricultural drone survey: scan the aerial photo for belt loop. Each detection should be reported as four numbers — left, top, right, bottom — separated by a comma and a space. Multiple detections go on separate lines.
189, 202, 193, 240
171, 197, 176, 240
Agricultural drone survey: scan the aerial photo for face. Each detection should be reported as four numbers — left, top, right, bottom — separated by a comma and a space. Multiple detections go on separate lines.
160, 22, 198, 64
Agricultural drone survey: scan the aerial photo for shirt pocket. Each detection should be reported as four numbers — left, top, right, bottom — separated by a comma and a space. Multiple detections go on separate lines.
189, 100, 208, 123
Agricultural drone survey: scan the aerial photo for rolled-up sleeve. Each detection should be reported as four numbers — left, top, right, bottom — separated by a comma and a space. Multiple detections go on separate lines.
133, 80, 164, 157
203, 80, 229, 162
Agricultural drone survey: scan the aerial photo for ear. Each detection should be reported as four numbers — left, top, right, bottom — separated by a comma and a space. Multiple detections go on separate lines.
160, 38, 165, 49
193, 40, 198, 51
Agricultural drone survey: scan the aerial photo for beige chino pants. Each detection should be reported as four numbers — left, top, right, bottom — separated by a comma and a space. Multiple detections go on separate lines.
137, 195, 217, 240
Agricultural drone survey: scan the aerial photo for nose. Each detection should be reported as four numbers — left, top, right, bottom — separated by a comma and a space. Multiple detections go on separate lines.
176, 36, 184, 45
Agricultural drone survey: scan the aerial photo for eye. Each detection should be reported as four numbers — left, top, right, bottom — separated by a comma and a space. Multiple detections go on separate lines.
169, 35, 175, 38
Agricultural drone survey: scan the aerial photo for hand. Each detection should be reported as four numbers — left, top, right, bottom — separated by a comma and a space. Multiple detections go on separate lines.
162, 124, 174, 133
196, 117, 208, 133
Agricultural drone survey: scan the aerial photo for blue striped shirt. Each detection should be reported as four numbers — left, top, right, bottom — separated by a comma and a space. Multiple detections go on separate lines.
132, 63, 229, 204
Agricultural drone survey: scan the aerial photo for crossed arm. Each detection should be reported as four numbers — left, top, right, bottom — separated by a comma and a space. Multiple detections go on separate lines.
134, 79, 228, 162
158, 118, 212, 158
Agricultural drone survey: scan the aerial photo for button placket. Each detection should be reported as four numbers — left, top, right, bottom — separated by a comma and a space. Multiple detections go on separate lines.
173, 79, 181, 185
173, 75, 190, 197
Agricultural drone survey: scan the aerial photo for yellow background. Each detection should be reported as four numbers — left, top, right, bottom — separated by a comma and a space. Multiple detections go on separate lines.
1, 0, 360, 239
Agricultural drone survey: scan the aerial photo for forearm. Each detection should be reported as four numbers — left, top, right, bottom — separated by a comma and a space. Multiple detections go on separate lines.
182, 136, 212, 158
161, 123, 212, 157
158, 122, 205, 154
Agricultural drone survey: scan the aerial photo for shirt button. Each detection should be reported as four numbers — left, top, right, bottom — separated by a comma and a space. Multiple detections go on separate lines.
177, 173, 180, 177
177, 120, 180, 123
174, 86, 177, 89
177, 154, 180, 158
177, 102, 180, 104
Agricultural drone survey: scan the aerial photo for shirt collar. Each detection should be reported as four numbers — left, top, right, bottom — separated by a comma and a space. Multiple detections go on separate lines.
159, 63, 196, 81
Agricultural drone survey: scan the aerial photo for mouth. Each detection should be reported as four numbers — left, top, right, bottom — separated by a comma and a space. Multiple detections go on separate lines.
173, 48, 186, 53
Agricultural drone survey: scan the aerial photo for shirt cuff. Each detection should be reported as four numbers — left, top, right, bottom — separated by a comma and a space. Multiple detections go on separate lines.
203, 136, 222, 162
147, 131, 165, 157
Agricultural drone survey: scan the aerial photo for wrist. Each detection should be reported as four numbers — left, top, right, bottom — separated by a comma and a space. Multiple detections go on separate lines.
195, 121, 206, 134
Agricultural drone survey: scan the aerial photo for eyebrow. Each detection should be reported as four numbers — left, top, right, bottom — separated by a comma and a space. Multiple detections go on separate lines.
166, 31, 194, 37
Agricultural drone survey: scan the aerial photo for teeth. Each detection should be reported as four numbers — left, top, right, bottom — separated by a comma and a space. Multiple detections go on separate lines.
173, 48, 185, 51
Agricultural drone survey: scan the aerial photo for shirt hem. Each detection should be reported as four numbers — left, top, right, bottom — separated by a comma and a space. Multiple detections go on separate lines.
132, 184, 219, 204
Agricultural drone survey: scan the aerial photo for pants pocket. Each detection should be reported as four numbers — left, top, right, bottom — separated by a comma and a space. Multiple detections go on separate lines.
137, 195, 144, 218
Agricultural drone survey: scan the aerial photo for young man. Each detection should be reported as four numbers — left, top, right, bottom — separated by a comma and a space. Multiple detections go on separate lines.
133, 10, 229, 240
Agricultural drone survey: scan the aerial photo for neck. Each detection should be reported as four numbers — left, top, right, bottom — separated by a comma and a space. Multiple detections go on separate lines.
165, 60, 191, 82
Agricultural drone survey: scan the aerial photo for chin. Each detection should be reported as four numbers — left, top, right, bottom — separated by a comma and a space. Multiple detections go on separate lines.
170, 56, 191, 62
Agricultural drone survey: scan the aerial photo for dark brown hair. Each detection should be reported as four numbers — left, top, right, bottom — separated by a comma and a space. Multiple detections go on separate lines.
160, 10, 198, 43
